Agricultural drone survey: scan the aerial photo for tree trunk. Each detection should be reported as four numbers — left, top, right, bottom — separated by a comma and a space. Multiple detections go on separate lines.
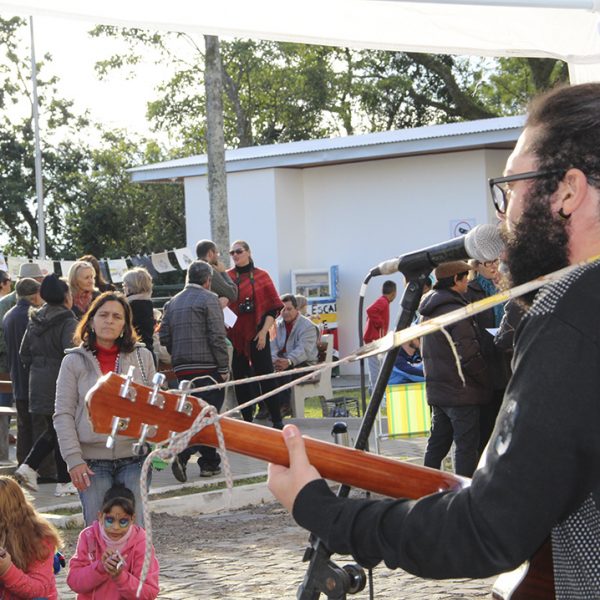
204, 35, 230, 256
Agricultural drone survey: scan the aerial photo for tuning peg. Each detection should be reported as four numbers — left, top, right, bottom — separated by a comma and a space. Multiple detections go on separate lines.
106, 416, 130, 449
148, 373, 166, 409
119, 366, 137, 402
176, 380, 193, 417
132, 423, 158, 455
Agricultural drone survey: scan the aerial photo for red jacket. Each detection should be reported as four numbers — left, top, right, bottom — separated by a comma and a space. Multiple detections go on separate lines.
67, 521, 159, 600
0, 538, 57, 600
363, 295, 390, 343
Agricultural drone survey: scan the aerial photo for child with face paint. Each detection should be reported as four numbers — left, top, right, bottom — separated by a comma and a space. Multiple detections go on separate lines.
67, 484, 159, 599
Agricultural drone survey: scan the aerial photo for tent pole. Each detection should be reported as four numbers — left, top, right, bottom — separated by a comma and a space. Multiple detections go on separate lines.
381, 0, 595, 10
30, 16, 46, 259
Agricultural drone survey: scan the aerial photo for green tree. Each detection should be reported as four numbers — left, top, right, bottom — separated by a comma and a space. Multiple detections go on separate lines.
0, 16, 186, 264
0, 16, 90, 257
91, 26, 568, 154
63, 131, 185, 259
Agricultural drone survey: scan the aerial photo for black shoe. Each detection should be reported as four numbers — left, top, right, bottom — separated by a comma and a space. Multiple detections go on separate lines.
199, 466, 222, 478
272, 421, 284, 430
171, 456, 188, 483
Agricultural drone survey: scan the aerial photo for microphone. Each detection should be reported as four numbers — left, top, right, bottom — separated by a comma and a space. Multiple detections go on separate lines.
370, 224, 504, 277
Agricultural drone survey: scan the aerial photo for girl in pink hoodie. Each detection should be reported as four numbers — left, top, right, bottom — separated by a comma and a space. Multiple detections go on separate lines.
0, 476, 62, 600
67, 484, 159, 599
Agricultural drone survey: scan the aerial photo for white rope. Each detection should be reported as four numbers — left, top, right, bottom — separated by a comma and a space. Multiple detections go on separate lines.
439, 326, 465, 386
135, 399, 232, 598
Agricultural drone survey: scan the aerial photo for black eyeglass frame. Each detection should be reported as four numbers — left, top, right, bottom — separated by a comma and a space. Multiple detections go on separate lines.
488, 169, 563, 214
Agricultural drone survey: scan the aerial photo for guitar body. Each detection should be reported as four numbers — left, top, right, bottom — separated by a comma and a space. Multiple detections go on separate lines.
492, 541, 554, 599
86, 372, 555, 598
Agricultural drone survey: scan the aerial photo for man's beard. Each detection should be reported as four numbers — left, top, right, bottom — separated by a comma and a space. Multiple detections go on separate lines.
500, 189, 570, 306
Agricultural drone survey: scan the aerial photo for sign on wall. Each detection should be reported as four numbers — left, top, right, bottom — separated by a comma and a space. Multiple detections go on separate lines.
449, 218, 476, 238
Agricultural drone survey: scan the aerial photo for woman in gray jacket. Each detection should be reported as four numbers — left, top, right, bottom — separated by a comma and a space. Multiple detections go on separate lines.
53, 292, 156, 526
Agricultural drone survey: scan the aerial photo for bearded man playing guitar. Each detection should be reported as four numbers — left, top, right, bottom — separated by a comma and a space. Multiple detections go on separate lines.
268, 83, 600, 600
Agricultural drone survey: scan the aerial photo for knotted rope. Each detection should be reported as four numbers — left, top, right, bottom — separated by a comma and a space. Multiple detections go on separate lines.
136, 399, 232, 597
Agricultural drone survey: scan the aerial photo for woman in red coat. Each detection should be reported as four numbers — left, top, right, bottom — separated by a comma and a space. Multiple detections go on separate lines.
227, 240, 283, 428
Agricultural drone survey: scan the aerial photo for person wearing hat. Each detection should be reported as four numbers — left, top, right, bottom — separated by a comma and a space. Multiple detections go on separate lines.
418, 260, 491, 477
2, 278, 43, 466
14, 275, 78, 496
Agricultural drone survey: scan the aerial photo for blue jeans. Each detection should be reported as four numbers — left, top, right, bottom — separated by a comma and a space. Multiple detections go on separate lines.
80, 455, 151, 527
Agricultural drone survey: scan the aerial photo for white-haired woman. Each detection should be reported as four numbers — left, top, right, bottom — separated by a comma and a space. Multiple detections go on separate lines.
122, 267, 155, 357
68, 260, 99, 319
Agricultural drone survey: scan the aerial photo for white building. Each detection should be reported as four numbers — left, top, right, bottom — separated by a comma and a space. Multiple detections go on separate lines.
129, 115, 523, 372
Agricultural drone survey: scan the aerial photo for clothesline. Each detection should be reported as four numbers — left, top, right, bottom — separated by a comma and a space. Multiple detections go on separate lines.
0, 247, 195, 284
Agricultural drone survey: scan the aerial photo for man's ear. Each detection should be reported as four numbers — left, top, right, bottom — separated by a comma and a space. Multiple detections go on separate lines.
559, 168, 589, 216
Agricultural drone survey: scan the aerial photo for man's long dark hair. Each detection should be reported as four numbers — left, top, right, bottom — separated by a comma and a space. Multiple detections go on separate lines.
526, 83, 600, 203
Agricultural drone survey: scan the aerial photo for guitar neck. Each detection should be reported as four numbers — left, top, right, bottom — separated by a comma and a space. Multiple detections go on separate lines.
86, 373, 466, 499
191, 417, 467, 499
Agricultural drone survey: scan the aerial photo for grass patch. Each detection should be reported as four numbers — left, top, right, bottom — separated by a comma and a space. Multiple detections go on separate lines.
49, 475, 268, 515
50, 506, 81, 516
303, 388, 365, 418
151, 475, 267, 500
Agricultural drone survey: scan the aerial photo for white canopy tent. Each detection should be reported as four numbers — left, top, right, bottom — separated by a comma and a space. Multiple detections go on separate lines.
1, 0, 599, 83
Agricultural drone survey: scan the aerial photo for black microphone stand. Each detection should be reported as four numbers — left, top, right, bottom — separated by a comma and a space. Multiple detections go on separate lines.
297, 269, 431, 599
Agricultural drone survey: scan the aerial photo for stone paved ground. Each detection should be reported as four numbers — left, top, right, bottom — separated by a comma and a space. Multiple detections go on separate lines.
55, 502, 495, 599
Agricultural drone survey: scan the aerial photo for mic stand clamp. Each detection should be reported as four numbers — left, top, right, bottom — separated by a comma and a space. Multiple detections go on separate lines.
297, 538, 366, 600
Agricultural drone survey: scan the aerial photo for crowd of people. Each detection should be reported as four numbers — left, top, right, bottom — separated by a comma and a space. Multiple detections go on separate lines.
2, 82, 597, 600
0, 241, 323, 597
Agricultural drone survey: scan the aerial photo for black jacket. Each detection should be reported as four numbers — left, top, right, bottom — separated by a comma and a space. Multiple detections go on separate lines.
465, 279, 511, 390
129, 299, 155, 355
3, 300, 32, 400
419, 288, 490, 407
20, 304, 77, 414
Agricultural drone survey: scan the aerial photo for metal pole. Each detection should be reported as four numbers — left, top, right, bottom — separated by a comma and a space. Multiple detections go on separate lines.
29, 16, 45, 259
380, 0, 595, 8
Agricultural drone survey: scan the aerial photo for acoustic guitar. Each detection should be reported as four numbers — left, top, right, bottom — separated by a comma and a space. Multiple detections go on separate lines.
85, 371, 554, 599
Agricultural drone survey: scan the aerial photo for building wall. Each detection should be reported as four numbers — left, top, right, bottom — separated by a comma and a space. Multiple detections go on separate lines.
184, 170, 283, 286
184, 147, 512, 374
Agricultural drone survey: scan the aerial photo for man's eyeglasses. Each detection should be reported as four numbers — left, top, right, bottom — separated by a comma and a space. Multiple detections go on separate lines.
229, 248, 245, 256
488, 169, 563, 214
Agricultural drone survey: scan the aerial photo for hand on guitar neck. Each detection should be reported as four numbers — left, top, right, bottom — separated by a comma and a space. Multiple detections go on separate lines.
267, 425, 320, 512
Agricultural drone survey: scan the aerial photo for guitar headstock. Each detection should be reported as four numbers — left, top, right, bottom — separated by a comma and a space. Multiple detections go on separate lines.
86, 370, 204, 449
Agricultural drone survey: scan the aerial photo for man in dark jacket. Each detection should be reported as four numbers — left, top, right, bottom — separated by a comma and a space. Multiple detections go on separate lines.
195, 239, 238, 307
3, 278, 43, 464
465, 258, 510, 453
160, 260, 229, 481
419, 261, 490, 477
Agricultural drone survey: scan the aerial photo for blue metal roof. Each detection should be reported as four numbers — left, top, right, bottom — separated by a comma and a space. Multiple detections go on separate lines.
129, 115, 524, 183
